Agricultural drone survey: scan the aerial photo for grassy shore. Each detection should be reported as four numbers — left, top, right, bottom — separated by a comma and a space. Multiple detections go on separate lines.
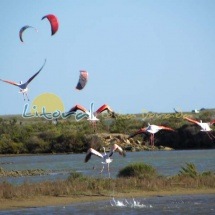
0, 188, 215, 211
0, 163, 214, 211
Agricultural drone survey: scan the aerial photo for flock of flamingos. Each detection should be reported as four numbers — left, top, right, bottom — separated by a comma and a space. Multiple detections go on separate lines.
66, 102, 215, 177
71, 104, 215, 177
1, 59, 215, 177
1, 13, 215, 177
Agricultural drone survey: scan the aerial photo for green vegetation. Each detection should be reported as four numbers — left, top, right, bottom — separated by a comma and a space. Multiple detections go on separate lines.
178, 163, 199, 178
0, 109, 215, 154
117, 162, 157, 179
0, 162, 214, 199
176, 162, 214, 179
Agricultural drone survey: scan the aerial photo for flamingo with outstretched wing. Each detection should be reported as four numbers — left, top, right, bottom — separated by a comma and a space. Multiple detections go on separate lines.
85, 144, 126, 178
129, 123, 174, 147
184, 116, 215, 139
68, 103, 115, 131
0, 59, 46, 101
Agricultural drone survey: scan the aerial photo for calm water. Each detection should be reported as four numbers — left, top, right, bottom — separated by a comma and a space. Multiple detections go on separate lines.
0, 149, 215, 184
0, 150, 215, 214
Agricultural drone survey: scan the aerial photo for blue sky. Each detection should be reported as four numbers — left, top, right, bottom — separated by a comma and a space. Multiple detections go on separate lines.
0, 0, 215, 115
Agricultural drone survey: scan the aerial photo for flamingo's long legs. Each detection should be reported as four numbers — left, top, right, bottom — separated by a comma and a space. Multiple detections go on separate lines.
25, 93, 30, 101
150, 134, 155, 147
91, 121, 97, 133
108, 163, 111, 178
100, 165, 104, 174
207, 132, 215, 140
22, 93, 25, 101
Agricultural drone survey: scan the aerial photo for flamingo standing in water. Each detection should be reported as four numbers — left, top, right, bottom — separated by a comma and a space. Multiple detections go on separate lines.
184, 116, 215, 139
128, 123, 174, 147
69, 103, 115, 131
85, 144, 126, 178
0, 59, 46, 101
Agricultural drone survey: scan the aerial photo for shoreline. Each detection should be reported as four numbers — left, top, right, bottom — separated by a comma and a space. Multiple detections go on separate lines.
0, 188, 215, 211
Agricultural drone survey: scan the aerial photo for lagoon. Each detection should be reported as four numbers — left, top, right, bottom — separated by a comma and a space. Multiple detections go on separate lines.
0, 149, 214, 184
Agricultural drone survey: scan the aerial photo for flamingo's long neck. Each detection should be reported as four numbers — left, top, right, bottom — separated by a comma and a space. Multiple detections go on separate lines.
90, 102, 94, 119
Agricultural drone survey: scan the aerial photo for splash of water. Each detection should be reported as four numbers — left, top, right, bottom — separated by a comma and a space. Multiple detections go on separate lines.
110, 197, 153, 208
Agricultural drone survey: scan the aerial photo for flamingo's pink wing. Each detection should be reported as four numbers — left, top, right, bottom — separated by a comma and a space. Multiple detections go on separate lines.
69, 104, 87, 113
160, 126, 174, 131
0, 79, 19, 86
109, 144, 126, 157
184, 116, 199, 124
95, 104, 113, 115
210, 120, 215, 125
128, 127, 147, 138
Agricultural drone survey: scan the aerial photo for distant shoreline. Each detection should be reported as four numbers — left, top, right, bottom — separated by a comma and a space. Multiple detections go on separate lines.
0, 189, 214, 211
0, 148, 214, 158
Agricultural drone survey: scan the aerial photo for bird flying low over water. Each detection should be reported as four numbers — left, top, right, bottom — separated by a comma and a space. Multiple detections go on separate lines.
85, 144, 126, 178
0, 59, 46, 101
184, 116, 215, 139
128, 123, 174, 147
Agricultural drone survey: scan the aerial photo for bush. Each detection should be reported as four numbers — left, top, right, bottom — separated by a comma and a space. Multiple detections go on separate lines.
25, 136, 49, 153
50, 133, 87, 153
202, 171, 214, 176
67, 171, 87, 182
0, 134, 24, 154
117, 162, 157, 179
178, 163, 198, 178
1, 110, 215, 155
109, 115, 134, 133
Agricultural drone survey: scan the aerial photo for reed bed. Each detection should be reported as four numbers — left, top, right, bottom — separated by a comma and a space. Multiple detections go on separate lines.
0, 163, 214, 200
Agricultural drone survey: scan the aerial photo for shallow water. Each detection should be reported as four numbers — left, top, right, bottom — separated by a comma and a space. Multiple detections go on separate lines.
0, 194, 214, 214
0, 149, 215, 184
0, 150, 215, 214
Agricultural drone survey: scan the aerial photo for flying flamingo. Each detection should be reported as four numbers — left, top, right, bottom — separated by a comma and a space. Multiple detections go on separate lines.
0, 59, 46, 101
128, 123, 174, 147
85, 144, 126, 178
69, 103, 114, 131
184, 116, 215, 139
